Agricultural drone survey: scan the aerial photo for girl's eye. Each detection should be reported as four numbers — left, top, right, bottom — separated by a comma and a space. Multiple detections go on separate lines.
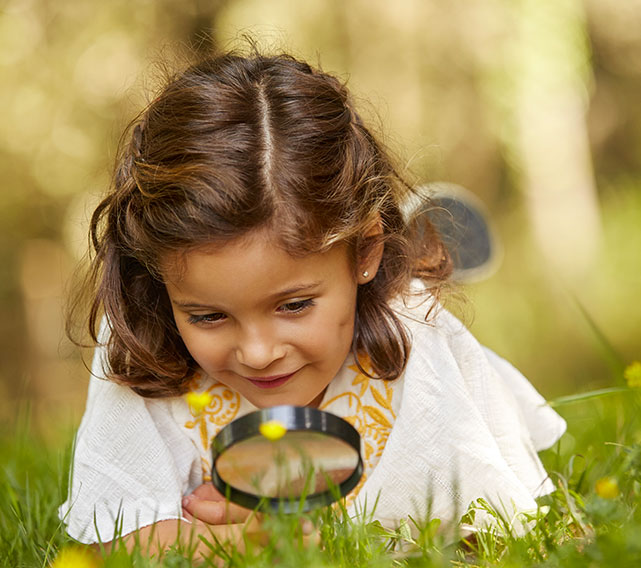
187, 313, 226, 325
278, 299, 315, 314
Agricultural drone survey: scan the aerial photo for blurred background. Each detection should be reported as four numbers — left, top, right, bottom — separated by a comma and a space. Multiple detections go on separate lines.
1, 0, 639, 432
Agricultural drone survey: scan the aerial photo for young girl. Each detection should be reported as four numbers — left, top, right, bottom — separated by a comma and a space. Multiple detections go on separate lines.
61, 50, 566, 552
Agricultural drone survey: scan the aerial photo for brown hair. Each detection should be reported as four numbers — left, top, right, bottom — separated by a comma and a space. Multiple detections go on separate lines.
71, 50, 452, 398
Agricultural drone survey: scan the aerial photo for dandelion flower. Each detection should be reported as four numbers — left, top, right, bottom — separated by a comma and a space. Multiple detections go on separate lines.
51, 546, 100, 568
595, 476, 619, 499
624, 361, 641, 388
259, 420, 287, 441
186, 391, 213, 414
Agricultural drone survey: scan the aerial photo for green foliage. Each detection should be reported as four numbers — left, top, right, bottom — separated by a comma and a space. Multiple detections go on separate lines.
0, 409, 73, 567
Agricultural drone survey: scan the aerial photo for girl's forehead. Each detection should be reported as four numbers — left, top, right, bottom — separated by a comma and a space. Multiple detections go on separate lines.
162, 235, 357, 311
161, 230, 351, 283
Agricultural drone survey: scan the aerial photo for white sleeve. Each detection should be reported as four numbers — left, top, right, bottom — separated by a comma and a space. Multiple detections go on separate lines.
59, 340, 202, 544
351, 303, 566, 535
481, 347, 566, 452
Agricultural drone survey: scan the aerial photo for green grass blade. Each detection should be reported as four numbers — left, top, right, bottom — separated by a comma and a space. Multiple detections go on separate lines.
573, 296, 627, 382
548, 386, 632, 407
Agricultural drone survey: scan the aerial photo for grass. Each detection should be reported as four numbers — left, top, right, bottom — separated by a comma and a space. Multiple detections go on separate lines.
2, 378, 641, 568
0, 407, 73, 567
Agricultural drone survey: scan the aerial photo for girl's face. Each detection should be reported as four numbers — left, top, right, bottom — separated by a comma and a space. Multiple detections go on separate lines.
163, 231, 363, 408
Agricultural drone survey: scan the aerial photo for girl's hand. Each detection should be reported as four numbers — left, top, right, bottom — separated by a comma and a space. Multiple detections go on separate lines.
182, 484, 319, 552
182, 482, 253, 525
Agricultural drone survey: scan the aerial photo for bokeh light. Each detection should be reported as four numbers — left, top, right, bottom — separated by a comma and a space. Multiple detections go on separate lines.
1, 0, 640, 428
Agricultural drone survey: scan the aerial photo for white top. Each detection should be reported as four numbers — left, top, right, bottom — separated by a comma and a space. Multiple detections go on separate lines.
59, 292, 566, 543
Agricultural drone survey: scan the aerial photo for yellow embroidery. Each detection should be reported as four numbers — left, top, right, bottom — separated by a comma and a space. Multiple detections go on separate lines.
351, 367, 370, 397
370, 384, 392, 411
184, 373, 242, 479
320, 355, 397, 506
362, 405, 393, 429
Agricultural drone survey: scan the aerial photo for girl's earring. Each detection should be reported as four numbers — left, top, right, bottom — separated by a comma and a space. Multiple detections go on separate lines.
362, 271, 370, 279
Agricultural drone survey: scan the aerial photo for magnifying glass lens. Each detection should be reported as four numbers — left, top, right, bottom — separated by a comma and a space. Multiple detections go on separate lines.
211, 406, 363, 512
217, 431, 359, 498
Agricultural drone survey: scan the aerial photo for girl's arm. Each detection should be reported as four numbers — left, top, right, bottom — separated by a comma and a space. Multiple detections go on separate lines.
116, 517, 262, 559
95, 484, 259, 558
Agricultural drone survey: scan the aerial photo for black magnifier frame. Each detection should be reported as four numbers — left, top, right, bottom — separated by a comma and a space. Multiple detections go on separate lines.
211, 405, 363, 513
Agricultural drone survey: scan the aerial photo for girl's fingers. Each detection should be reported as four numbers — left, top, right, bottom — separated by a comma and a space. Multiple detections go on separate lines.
182, 482, 252, 524
182, 494, 252, 525
189, 482, 225, 502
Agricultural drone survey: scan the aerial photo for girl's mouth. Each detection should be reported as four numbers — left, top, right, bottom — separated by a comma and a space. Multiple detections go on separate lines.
245, 372, 296, 389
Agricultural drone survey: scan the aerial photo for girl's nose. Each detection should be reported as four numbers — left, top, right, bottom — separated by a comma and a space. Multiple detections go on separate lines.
234, 324, 286, 370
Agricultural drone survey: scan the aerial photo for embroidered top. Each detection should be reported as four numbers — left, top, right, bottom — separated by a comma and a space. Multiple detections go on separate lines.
59, 298, 566, 544
180, 355, 399, 498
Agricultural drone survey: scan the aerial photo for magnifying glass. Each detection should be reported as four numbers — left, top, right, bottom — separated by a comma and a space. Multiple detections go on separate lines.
211, 405, 363, 513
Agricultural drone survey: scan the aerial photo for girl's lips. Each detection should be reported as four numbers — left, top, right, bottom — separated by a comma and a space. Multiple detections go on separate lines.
245, 372, 296, 389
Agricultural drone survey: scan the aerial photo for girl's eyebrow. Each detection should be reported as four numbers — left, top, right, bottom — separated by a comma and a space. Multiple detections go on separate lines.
171, 281, 323, 310
269, 281, 322, 299
172, 300, 220, 310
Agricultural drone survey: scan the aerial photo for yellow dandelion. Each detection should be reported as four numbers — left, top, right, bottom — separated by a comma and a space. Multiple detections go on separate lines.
51, 546, 100, 568
259, 420, 287, 441
185, 391, 213, 414
595, 476, 620, 499
624, 361, 641, 388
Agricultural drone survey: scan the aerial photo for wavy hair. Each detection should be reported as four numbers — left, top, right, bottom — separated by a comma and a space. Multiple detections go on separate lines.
69, 51, 452, 397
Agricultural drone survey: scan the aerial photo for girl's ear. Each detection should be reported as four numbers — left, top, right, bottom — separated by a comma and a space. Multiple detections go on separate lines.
357, 217, 384, 285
